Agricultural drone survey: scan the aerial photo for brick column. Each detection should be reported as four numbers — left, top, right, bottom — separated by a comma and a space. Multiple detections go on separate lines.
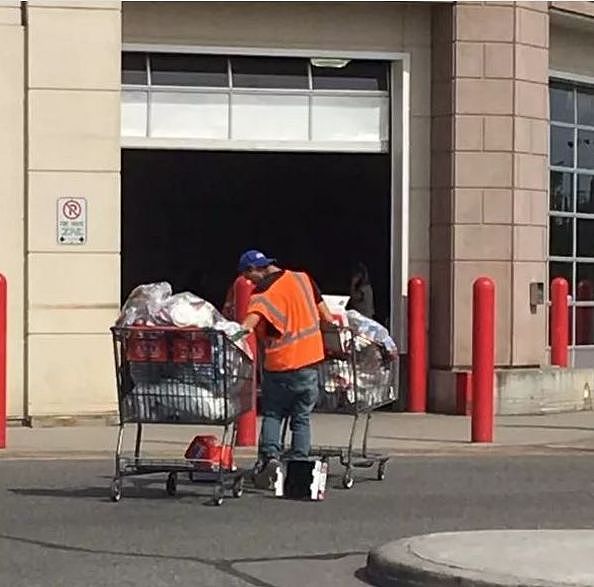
430, 2, 549, 410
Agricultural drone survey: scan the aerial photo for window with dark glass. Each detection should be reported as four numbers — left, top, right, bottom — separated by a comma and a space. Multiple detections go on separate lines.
150, 54, 229, 87
550, 126, 574, 168
577, 218, 594, 257
577, 264, 594, 300
549, 80, 594, 347
122, 52, 147, 85
231, 57, 308, 89
577, 174, 594, 213
549, 216, 573, 257
550, 82, 574, 123
312, 60, 388, 91
577, 87, 594, 127
578, 129, 594, 169
550, 172, 573, 212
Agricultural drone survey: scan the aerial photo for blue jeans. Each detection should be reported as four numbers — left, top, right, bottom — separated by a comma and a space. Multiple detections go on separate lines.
259, 367, 319, 460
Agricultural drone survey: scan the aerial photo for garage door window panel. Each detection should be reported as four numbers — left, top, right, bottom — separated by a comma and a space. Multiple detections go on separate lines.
312, 96, 389, 142
122, 91, 148, 137
150, 54, 229, 88
232, 94, 309, 141
232, 57, 308, 89
121, 52, 390, 150
150, 92, 229, 139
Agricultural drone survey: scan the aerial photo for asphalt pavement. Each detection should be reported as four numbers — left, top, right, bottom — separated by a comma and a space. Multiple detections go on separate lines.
2, 454, 594, 586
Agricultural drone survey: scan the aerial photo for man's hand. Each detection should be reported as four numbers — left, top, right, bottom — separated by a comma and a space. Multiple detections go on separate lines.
241, 312, 261, 333
230, 312, 263, 343
229, 329, 251, 342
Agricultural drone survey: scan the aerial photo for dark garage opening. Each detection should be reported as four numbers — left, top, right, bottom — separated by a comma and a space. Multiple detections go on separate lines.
121, 149, 392, 326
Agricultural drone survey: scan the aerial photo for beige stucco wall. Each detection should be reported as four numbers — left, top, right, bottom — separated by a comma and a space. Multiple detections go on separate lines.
26, 0, 121, 418
123, 1, 432, 283
123, 1, 423, 53
0, 2, 25, 419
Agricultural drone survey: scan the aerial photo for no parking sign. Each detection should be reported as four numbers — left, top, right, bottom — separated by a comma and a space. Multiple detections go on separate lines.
57, 197, 87, 244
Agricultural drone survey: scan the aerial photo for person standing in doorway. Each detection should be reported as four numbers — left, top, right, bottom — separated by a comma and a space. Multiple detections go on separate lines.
236, 250, 334, 489
222, 283, 235, 321
347, 262, 375, 319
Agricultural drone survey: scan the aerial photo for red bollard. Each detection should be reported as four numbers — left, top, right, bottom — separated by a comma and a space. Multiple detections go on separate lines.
0, 274, 6, 449
551, 277, 569, 368
471, 277, 495, 443
233, 276, 257, 447
407, 277, 427, 412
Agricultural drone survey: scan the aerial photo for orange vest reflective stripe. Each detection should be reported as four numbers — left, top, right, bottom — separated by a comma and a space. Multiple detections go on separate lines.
247, 271, 324, 372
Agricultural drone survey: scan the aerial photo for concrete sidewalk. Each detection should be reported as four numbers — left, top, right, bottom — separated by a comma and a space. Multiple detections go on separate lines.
3, 410, 594, 459
367, 530, 594, 586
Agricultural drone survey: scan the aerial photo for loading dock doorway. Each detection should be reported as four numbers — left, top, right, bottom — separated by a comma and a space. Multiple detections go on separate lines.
120, 49, 408, 332
121, 149, 392, 325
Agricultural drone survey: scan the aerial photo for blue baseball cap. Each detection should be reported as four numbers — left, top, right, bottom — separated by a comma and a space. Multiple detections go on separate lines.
238, 250, 276, 272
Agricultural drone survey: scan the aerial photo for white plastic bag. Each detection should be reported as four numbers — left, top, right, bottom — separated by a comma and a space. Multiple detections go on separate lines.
346, 310, 397, 353
116, 282, 252, 358
116, 282, 173, 326
162, 292, 220, 328
129, 381, 236, 422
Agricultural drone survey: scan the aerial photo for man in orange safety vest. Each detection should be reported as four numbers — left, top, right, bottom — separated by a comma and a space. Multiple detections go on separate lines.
236, 250, 334, 489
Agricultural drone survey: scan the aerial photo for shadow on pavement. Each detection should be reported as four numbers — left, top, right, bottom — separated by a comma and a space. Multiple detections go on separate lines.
354, 567, 375, 585
9, 486, 125, 500
8, 479, 263, 504
7, 463, 383, 507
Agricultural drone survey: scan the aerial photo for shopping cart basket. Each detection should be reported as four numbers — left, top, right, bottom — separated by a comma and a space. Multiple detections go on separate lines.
110, 326, 253, 505
282, 324, 398, 489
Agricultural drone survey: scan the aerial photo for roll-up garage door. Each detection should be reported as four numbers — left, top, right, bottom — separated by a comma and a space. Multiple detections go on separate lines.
121, 52, 390, 153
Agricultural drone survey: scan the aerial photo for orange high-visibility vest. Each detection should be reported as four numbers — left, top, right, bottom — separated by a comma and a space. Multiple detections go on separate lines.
247, 271, 324, 372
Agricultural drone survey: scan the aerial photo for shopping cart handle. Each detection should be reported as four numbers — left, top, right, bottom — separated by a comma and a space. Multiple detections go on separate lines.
229, 328, 251, 342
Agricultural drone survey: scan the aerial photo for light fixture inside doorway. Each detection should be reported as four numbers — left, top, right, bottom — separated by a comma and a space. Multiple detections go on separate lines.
310, 57, 351, 68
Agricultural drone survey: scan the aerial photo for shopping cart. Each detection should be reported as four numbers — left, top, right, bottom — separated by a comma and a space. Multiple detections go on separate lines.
282, 324, 398, 489
110, 326, 253, 505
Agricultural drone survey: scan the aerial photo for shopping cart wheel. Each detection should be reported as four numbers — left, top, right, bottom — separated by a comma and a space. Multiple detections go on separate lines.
377, 461, 387, 481
232, 476, 244, 498
110, 477, 122, 502
342, 469, 354, 489
213, 483, 225, 506
166, 472, 178, 496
